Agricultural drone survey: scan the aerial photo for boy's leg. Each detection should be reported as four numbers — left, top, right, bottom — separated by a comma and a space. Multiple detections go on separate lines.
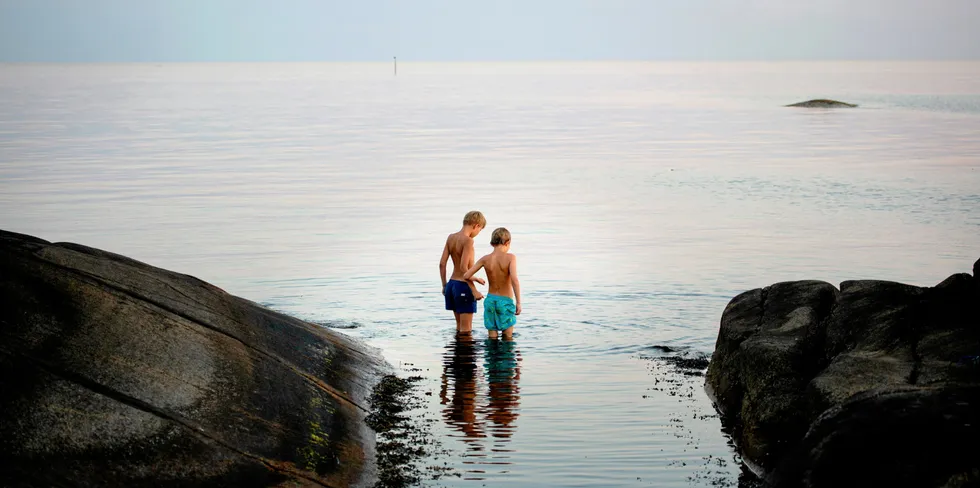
454, 312, 461, 331
488, 329, 498, 339
459, 313, 473, 333
502, 326, 514, 340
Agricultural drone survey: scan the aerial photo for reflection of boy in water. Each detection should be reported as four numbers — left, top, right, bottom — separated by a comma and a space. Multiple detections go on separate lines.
484, 338, 521, 438
439, 333, 485, 441
439, 335, 522, 447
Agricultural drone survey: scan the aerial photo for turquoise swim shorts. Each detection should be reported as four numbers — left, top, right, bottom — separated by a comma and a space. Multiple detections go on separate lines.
484, 294, 517, 332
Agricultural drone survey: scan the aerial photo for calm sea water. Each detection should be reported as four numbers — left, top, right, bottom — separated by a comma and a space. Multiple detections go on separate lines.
2, 62, 979, 487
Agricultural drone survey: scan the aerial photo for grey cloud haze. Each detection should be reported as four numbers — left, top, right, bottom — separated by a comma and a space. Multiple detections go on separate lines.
0, 0, 978, 62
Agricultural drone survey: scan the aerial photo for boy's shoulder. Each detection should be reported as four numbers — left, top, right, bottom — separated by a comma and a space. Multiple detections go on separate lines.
446, 232, 474, 252
486, 251, 515, 263
446, 230, 471, 241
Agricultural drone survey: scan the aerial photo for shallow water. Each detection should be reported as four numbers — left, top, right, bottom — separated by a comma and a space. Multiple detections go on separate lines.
2, 61, 979, 487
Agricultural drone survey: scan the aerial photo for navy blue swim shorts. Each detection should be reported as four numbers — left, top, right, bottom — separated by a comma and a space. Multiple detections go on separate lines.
444, 279, 477, 314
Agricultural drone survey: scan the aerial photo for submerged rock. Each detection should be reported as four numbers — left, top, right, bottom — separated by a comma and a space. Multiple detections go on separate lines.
705, 260, 980, 487
786, 99, 858, 108
0, 229, 388, 487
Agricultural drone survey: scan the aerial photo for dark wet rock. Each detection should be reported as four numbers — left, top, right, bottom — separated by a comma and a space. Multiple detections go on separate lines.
785, 99, 858, 108
665, 354, 710, 373
770, 387, 980, 488
642, 346, 710, 376
0, 229, 388, 487
705, 280, 838, 466
706, 260, 980, 487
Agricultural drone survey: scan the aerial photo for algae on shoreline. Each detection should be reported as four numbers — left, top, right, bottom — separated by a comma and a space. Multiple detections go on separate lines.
366, 374, 457, 488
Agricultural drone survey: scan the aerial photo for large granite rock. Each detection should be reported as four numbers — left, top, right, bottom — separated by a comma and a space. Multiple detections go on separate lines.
0, 229, 388, 487
706, 260, 980, 487
770, 387, 980, 488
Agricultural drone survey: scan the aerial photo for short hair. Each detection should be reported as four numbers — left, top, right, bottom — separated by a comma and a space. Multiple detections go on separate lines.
490, 227, 511, 246
463, 210, 486, 228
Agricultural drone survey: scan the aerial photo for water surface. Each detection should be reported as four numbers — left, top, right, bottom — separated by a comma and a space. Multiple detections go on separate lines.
2, 61, 979, 487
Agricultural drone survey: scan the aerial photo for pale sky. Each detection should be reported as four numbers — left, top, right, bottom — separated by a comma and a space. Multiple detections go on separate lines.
1, 0, 978, 62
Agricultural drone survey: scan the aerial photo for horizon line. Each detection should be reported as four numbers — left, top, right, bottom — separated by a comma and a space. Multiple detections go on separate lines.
2, 57, 979, 64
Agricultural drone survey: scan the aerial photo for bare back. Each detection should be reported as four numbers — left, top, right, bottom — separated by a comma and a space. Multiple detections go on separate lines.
484, 251, 516, 298
445, 232, 475, 281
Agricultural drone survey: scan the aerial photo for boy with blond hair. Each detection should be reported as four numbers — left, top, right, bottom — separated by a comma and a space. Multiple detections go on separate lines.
464, 227, 521, 339
440, 211, 487, 333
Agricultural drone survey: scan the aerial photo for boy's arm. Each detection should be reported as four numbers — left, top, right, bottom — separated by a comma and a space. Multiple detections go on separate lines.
439, 239, 450, 293
462, 257, 486, 300
461, 238, 485, 286
509, 255, 521, 315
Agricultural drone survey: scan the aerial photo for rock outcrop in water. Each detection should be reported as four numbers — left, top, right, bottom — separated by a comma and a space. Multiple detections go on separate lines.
786, 99, 858, 108
705, 259, 980, 487
0, 229, 388, 487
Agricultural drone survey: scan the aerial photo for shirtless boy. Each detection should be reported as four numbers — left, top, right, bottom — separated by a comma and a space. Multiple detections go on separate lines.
440, 211, 486, 333
463, 227, 521, 340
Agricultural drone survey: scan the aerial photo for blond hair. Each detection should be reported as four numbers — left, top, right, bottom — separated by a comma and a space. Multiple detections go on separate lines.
463, 210, 486, 228
490, 227, 511, 246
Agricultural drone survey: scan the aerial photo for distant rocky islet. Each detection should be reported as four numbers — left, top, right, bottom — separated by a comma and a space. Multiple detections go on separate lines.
786, 99, 858, 108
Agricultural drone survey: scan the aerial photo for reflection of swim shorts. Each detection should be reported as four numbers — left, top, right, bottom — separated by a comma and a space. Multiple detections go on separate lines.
484, 294, 517, 331
444, 280, 477, 314
485, 339, 519, 379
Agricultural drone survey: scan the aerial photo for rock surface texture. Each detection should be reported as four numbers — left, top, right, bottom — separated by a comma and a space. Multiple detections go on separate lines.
786, 99, 858, 108
0, 229, 388, 487
706, 259, 980, 488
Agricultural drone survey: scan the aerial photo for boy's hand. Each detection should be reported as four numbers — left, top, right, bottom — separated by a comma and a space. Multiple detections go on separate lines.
515, 302, 522, 315
473, 291, 484, 301
471, 277, 486, 286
